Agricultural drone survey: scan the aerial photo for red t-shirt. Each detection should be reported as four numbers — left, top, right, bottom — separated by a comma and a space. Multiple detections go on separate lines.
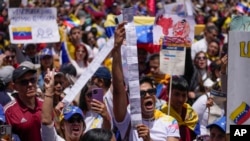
4, 97, 43, 141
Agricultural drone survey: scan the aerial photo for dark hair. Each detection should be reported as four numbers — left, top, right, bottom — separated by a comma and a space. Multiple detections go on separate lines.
3, 46, 16, 54
208, 39, 220, 56
139, 76, 155, 88
205, 25, 218, 34
102, 78, 111, 89
80, 128, 113, 141
149, 53, 159, 61
79, 84, 89, 112
210, 59, 221, 81
171, 75, 189, 92
69, 26, 82, 35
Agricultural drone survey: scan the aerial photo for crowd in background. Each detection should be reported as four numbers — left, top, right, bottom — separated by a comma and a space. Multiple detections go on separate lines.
0, 0, 246, 141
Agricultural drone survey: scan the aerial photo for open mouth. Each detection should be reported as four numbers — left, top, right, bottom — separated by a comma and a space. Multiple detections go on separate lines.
71, 125, 81, 133
144, 100, 154, 110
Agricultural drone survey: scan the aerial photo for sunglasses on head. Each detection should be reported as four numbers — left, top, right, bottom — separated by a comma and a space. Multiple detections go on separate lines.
140, 88, 156, 97
16, 77, 37, 86
196, 56, 207, 60
68, 115, 83, 123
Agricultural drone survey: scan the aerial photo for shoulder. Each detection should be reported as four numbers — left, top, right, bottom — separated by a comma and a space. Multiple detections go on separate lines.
36, 97, 44, 104
4, 100, 17, 112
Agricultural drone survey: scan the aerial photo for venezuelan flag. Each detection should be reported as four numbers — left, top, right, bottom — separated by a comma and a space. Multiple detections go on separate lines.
61, 42, 70, 64
12, 27, 32, 40
104, 14, 116, 38
135, 16, 160, 53
104, 15, 160, 53
230, 102, 250, 125
63, 14, 80, 28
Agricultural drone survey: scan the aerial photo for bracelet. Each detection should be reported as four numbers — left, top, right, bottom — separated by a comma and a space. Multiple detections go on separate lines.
44, 94, 54, 98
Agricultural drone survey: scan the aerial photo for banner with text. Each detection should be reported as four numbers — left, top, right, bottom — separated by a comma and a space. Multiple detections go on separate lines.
8, 8, 60, 43
157, 14, 194, 75
226, 31, 250, 133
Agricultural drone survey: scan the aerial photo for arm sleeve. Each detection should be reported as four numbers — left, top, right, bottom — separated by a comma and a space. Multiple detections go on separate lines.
113, 110, 131, 139
41, 122, 64, 141
192, 95, 208, 122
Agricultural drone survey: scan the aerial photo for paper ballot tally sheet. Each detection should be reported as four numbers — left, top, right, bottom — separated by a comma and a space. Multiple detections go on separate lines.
125, 23, 142, 128
62, 37, 114, 105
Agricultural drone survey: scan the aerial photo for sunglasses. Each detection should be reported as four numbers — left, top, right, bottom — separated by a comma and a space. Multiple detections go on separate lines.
140, 88, 156, 97
54, 81, 63, 85
16, 77, 37, 86
196, 56, 207, 60
5, 55, 15, 59
68, 116, 83, 123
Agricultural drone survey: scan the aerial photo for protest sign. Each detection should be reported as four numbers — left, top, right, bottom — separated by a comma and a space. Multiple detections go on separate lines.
156, 14, 195, 75
226, 31, 250, 133
8, 8, 60, 43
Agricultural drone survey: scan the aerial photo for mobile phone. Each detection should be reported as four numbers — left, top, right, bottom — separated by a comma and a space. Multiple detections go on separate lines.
92, 88, 104, 103
0, 125, 12, 141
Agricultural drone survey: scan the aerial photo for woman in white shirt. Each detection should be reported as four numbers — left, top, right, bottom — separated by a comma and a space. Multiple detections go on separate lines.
71, 44, 89, 77
79, 84, 111, 132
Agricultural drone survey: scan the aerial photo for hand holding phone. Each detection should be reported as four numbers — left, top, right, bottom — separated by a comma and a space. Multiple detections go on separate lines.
92, 88, 104, 103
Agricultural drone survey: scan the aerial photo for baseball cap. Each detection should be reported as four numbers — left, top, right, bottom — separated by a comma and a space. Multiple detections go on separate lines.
60, 106, 84, 121
0, 104, 5, 123
20, 61, 40, 70
12, 64, 37, 82
207, 116, 226, 132
93, 67, 111, 79
0, 66, 14, 83
40, 48, 53, 59
59, 63, 77, 77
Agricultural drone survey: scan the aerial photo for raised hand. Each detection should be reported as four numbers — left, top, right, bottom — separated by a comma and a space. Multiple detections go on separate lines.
114, 22, 127, 49
44, 68, 55, 92
90, 99, 109, 118
136, 124, 151, 141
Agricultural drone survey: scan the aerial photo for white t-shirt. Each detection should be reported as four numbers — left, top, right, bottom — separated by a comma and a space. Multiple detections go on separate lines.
114, 110, 180, 141
191, 38, 208, 60
192, 93, 224, 135
84, 110, 103, 132
41, 123, 65, 141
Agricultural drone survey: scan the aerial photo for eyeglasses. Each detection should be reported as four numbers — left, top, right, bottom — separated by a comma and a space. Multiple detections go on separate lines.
5, 55, 15, 59
68, 116, 83, 123
140, 88, 156, 97
16, 77, 37, 86
196, 56, 207, 60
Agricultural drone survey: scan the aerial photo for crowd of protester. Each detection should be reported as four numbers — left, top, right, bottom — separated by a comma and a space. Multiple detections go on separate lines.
0, 0, 245, 140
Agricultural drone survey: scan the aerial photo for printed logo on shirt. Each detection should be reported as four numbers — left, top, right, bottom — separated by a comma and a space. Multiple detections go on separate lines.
20, 117, 27, 123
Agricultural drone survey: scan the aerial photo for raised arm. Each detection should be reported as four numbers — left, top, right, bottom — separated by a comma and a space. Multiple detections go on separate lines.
112, 22, 127, 122
41, 68, 55, 125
